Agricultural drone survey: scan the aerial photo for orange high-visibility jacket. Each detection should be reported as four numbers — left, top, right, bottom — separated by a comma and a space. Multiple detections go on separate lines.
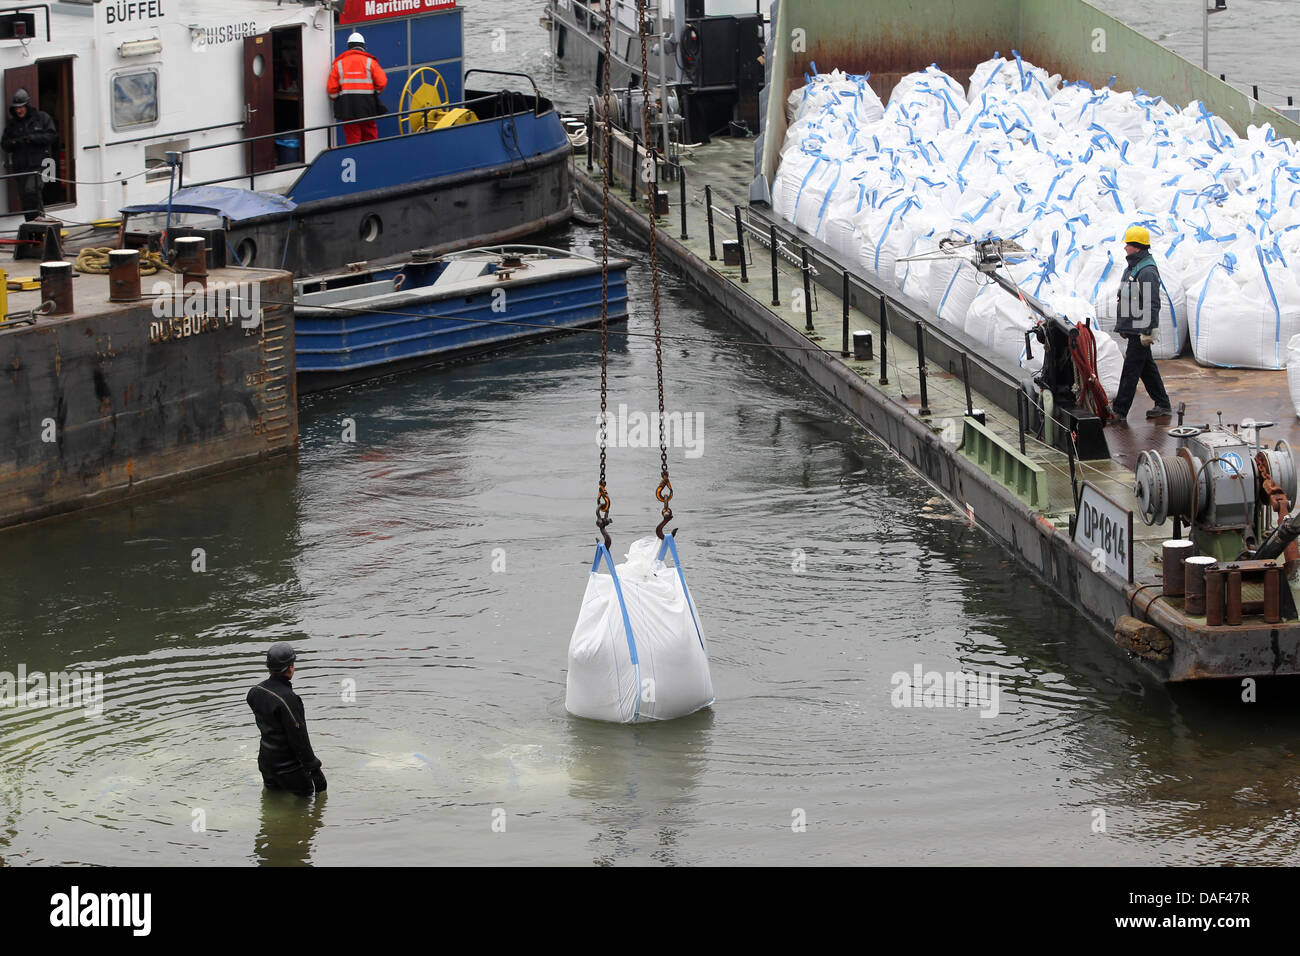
327, 49, 388, 120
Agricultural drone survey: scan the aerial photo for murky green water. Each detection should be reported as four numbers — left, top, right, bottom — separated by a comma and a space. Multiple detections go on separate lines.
1, 219, 1298, 865
1, 0, 1299, 867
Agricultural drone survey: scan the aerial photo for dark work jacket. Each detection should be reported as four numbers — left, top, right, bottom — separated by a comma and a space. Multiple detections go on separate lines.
1, 104, 56, 172
1114, 250, 1161, 336
247, 674, 322, 775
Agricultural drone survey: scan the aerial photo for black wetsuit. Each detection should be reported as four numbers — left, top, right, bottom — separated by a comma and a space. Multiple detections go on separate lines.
247, 674, 322, 796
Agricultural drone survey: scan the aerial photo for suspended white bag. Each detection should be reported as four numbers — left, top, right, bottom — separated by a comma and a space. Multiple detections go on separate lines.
565, 534, 714, 724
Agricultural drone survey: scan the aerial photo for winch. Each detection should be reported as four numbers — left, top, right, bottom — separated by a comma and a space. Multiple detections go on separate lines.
1132, 417, 1297, 562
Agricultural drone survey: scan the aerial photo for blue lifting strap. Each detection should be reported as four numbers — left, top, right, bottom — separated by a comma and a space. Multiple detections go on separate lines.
656, 532, 706, 652
592, 541, 641, 720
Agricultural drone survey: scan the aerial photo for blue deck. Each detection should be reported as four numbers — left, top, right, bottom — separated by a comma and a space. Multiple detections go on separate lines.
295, 267, 630, 376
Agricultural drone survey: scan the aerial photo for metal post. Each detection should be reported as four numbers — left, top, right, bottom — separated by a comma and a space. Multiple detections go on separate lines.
678, 164, 688, 239
1253, 84, 1259, 101
734, 205, 748, 283
586, 104, 594, 171
915, 319, 930, 416
961, 352, 973, 416
800, 247, 813, 331
1017, 391, 1027, 454
769, 225, 779, 306
1067, 433, 1078, 508
704, 185, 716, 260
841, 271, 850, 357
879, 293, 889, 385
630, 130, 639, 203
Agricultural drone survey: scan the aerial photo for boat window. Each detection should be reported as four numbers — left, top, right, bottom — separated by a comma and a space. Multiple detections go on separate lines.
144, 140, 188, 182
111, 70, 159, 130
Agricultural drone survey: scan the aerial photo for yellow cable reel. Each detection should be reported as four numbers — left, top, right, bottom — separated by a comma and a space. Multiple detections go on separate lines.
399, 67, 478, 133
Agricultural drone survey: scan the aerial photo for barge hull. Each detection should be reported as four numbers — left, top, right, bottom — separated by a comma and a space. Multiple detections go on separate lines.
0, 271, 298, 530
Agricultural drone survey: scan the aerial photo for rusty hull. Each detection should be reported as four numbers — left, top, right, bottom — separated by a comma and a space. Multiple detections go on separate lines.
0, 267, 298, 530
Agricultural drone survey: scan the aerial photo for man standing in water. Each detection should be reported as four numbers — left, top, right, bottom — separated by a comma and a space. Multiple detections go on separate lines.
248, 643, 327, 796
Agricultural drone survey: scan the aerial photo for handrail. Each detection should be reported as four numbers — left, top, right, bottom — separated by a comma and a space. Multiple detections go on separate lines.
463, 70, 542, 114
751, 209, 1022, 393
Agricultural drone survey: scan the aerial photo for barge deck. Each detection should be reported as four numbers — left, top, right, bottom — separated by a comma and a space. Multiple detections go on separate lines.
572, 132, 1300, 681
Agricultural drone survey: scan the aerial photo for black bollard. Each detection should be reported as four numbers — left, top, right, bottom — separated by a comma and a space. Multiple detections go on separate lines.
630, 130, 639, 203
586, 105, 594, 172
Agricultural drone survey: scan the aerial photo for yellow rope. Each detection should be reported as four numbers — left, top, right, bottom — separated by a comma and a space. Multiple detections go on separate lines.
73, 246, 175, 275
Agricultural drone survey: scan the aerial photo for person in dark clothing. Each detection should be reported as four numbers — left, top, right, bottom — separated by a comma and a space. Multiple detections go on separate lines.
247, 643, 326, 796
1, 89, 56, 221
1111, 225, 1172, 421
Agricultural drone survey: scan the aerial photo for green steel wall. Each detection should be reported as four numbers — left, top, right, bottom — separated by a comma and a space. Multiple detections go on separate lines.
760, 0, 1300, 185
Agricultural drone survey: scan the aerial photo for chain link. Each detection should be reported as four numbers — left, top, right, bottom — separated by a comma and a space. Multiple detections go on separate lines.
637, 0, 674, 538
595, 0, 614, 549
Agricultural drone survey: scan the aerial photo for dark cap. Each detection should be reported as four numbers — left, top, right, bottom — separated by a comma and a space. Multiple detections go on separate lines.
266, 642, 296, 674
10, 89, 28, 108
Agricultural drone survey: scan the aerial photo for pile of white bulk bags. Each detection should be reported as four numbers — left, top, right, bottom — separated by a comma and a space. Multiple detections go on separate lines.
775, 51, 1300, 374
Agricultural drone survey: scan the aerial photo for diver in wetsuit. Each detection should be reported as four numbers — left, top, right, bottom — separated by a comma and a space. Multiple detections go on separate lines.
247, 643, 326, 796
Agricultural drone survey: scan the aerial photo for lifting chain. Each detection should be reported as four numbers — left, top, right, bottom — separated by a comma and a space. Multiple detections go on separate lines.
595, 0, 614, 549
637, 0, 676, 540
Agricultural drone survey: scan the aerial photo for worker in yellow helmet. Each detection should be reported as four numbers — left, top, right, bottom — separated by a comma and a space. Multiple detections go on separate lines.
1111, 225, 1172, 421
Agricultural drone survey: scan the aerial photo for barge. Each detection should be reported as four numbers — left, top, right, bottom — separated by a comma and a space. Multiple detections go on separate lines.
566, 0, 1300, 681
0, 254, 297, 530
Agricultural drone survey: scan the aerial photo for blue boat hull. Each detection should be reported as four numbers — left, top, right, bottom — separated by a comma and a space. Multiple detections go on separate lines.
295, 265, 630, 392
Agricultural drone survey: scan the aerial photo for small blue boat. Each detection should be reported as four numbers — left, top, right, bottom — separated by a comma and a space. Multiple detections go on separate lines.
292, 245, 630, 392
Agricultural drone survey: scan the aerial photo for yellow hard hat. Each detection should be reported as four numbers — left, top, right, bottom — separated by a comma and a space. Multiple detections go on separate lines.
1124, 225, 1151, 246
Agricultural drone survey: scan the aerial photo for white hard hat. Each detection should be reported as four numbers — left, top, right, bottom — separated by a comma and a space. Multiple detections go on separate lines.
347, 32, 365, 45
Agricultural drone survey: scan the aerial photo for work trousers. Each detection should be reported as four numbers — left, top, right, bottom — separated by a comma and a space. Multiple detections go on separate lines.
342, 120, 378, 144
1113, 334, 1171, 416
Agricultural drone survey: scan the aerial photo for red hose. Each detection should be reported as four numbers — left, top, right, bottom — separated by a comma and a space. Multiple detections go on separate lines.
1069, 321, 1110, 423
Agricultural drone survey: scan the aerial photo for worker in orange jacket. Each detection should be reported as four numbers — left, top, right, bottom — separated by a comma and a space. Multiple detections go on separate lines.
327, 32, 388, 144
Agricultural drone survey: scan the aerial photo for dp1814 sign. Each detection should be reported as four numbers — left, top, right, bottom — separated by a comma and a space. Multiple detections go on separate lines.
1073, 481, 1134, 582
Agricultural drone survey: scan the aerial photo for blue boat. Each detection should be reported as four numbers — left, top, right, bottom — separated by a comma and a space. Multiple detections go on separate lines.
292, 245, 630, 392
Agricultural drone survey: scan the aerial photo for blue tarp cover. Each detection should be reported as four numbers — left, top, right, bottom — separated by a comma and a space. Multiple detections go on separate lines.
120, 185, 296, 221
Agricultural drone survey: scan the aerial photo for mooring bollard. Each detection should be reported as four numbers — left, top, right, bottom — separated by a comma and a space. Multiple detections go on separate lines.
734, 205, 747, 283
174, 235, 208, 291
108, 248, 141, 302
1162, 540, 1194, 597
915, 319, 930, 416
41, 261, 74, 316
769, 225, 780, 306
704, 185, 716, 260
800, 247, 813, 331
841, 270, 850, 356
1184, 556, 1216, 616
879, 293, 889, 385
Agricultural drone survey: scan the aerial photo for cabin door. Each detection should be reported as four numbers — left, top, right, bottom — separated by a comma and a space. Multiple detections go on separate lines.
243, 33, 277, 175
3, 64, 37, 215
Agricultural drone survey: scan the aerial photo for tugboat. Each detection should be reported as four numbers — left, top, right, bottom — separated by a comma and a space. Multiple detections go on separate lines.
544, 0, 766, 144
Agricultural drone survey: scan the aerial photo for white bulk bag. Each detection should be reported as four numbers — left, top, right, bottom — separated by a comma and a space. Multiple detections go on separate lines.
1287, 333, 1300, 417
565, 535, 714, 724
